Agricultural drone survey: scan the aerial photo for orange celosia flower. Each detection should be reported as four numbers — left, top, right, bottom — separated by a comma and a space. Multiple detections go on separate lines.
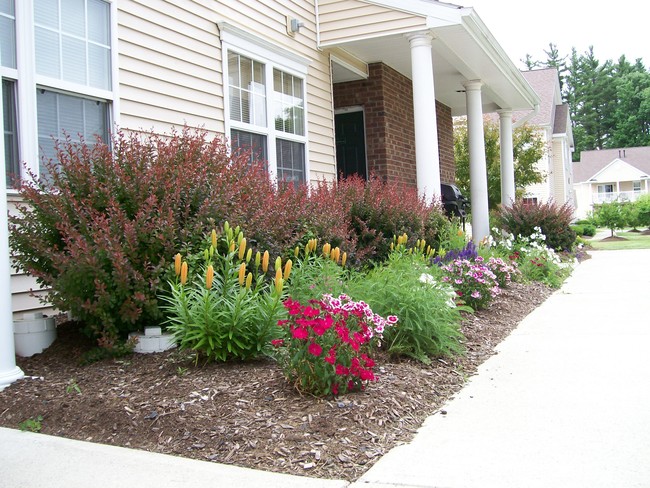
274, 268, 283, 293
283, 259, 292, 280
180, 261, 188, 285
229, 241, 236, 253
262, 251, 269, 273
238, 263, 246, 286
245, 272, 253, 289
238, 238, 247, 261
174, 253, 182, 276
206, 265, 214, 289
341, 252, 347, 267
323, 243, 331, 257
211, 229, 217, 249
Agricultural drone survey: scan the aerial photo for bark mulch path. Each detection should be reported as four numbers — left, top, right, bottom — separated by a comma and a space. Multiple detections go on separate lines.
0, 281, 552, 482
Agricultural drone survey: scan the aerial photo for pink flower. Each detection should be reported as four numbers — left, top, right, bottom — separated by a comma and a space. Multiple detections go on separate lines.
291, 327, 308, 340
331, 383, 339, 395
335, 364, 349, 376
271, 339, 284, 347
308, 342, 323, 356
387, 315, 398, 324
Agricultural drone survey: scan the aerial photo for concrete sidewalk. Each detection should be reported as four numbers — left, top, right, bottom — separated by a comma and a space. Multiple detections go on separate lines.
353, 249, 650, 488
2, 250, 649, 488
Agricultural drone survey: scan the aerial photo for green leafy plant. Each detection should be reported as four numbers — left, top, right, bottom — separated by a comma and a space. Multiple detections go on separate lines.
348, 251, 464, 364
594, 201, 626, 237
162, 223, 287, 362
65, 379, 81, 395
273, 294, 395, 396
19, 416, 43, 433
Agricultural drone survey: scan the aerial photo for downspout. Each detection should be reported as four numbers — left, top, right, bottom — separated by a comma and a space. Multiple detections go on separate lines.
513, 103, 540, 129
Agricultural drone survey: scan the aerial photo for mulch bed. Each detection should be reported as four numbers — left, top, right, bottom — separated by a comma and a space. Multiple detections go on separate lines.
0, 281, 552, 482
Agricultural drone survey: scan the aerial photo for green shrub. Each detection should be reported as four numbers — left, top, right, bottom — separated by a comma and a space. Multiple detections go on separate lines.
161, 224, 286, 362
497, 200, 576, 251
570, 225, 585, 236
581, 224, 596, 237
594, 202, 626, 237
637, 194, 650, 229
347, 252, 464, 363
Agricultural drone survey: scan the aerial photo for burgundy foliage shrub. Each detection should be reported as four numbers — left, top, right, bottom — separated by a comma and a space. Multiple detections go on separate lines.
496, 199, 577, 251
10, 127, 449, 344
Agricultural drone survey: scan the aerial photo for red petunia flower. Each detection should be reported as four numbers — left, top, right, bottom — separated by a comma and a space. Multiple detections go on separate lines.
308, 342, 323, 356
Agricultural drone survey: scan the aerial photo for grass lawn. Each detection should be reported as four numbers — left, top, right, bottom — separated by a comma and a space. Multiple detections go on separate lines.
588, 230, 650, 250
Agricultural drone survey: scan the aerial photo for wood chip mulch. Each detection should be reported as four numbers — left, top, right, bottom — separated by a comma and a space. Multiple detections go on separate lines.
0, 281, 553, 482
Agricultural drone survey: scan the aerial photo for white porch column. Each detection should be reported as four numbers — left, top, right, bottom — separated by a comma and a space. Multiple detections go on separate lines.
498, 110, 515, 207
464, 80, 490, 244
407, 32, 441, 202
0, 88, 24, 391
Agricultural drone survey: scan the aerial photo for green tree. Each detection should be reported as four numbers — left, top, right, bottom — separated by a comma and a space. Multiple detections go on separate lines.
453, 119, 546, 209
612, 70, 650, 147
636, 194, 650, 230
594, 202, 626, 237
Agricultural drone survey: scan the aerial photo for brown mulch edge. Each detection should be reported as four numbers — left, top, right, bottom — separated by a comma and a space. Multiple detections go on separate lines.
0, 281, 553, 482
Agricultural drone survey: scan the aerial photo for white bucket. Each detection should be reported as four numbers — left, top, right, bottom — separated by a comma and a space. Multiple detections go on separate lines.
14, 313, 57, 357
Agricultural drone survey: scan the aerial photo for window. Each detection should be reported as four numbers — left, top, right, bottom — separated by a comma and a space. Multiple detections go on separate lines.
221, 24, 309, 185
0, 0, 16, 69
522, 197, 538, 206
0, 0, 115, 187
3, 79, 19, 187
34, 0, 111, 90
633, 181, 641, 192
37, 89, 109, 177
597, 184, 614, 194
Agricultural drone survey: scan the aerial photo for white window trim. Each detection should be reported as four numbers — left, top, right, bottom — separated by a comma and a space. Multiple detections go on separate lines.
219, 21, 310, 183
1, 0, 118, 189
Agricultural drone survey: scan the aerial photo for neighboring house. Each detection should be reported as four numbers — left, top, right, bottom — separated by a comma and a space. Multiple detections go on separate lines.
573, 147, 650, 220
515, 68, 575, 207
1, 0, 539, 318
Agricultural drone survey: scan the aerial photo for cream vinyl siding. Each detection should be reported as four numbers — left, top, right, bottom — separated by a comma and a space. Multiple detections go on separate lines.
118, 0, 336, 181
7, 196, 56, 318
318, 0, 426, 45
552, 139, 565, 203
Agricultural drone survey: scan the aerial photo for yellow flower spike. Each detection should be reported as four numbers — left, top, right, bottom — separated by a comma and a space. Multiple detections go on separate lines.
245, 272, 253, 289
323, 243, 331, 257
180, 261, 188, 285
237, 231, 244, 245
390, 242, 394, 251
275, 256, 282, 272
229, 241, 236, 253
416, 239, 421, 249
341, 252, 347, 267
283, 259, 292, 280
206, 265, 214, 290
238, 262, 246, 286
174, 253, 182, 276
274, 268, 283, 294
246, 248, 253, 264
224, 221, 230, 233
332, 247, 340, 264
238, 238, 247, 261
262, 251, 270, 273
211, 229, 217, 249
204, 249, 209, 261
294, 246, 300, 258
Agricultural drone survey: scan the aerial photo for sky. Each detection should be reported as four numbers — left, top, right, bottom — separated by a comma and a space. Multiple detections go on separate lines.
463, 1, 650, 69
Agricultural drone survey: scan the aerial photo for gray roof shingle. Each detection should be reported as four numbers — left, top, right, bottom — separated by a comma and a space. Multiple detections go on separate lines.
574, 146, 650, 183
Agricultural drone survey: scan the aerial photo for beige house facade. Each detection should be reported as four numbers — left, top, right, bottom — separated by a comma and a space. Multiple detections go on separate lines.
516, 68, 574, 208
1, 0, 540, 319
573, 147, 650, 220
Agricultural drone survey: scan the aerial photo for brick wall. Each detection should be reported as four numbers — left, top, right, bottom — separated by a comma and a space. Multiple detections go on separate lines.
333, 62, 455, 189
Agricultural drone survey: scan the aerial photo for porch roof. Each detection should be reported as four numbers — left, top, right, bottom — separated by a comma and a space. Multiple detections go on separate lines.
321, 1, 540, 116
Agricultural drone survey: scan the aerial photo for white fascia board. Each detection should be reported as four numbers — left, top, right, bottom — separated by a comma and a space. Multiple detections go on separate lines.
364, 0, 464, 23
460, 10, 540, 110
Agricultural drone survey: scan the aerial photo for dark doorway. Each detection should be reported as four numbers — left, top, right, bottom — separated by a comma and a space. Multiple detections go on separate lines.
335, 111, 367, 180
